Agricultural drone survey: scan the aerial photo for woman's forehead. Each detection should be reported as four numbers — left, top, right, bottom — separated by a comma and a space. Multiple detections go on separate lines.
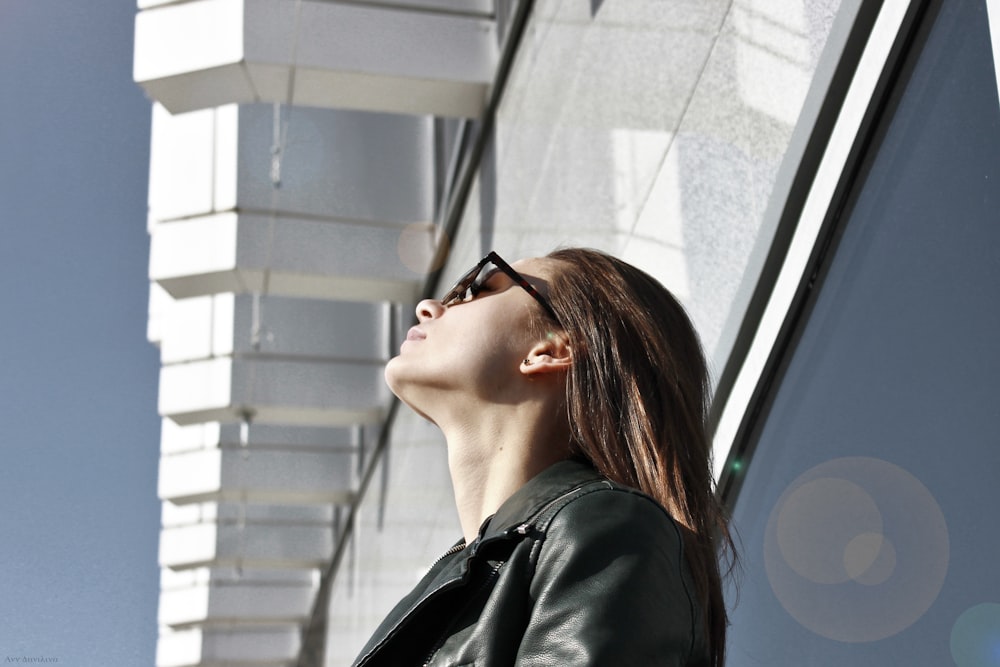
511, 256, 550, 277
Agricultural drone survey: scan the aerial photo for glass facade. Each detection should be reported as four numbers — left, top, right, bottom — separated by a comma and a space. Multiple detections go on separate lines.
324, 1, 845, 662
135, 0, 1000, 663
725, 1, 1000, 664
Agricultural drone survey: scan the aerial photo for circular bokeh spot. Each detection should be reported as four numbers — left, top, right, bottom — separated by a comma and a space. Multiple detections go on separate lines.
397, 224, 447, 275
844, 532, 896, 586
951, 603, 1000, 667
776, 477, 882, 584
764, 457, 949, 643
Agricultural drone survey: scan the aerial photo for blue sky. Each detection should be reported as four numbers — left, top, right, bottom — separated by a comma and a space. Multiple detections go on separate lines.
1, 1, 161, 664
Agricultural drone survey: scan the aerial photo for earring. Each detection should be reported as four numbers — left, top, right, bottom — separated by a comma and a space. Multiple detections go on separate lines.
522, 358, 532, 366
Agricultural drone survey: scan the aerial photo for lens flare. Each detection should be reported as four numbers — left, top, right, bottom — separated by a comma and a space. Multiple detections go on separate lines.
397, 224, 447, 275
951, 603, 1000, 667
764, 457, 948, 643
775, 477, 883, 585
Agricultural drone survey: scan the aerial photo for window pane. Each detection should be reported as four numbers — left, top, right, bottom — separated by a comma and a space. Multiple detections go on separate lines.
726, 1, 1000, 665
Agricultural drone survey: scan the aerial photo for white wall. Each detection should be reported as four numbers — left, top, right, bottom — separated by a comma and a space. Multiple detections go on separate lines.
325, 0, 843, 663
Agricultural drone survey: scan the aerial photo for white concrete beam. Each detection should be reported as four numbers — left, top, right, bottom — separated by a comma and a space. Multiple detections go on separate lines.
159, 520, 334, 569
159, 293, 391, 365
158, 447, 355, 504
140, 0, 494, 10
157, 356, 389, 426
149, 213, 437, 302
156, 624, 300, 667
161, 501, 336, 529
158, 568, 319, 627
147, 104, 435, 226
134, 0, 497, 117
159, 419, 364, 455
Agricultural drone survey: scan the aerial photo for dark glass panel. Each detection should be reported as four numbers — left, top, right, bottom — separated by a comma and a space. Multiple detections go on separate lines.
726, 1, 1000, 665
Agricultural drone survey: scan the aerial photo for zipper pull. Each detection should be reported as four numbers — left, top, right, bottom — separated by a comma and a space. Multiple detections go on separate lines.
512, 523, 530, 536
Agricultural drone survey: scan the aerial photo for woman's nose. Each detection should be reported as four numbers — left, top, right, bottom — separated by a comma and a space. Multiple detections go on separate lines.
416, 298, 445, 322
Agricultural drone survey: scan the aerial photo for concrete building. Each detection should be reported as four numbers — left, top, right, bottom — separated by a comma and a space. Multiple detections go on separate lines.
134, 0, 1000, 665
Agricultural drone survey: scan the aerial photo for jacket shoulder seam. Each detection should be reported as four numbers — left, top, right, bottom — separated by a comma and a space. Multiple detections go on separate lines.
528, 483, 700, 663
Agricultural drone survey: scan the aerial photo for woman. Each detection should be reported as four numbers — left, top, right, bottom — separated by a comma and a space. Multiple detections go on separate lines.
352, 248, 734, 666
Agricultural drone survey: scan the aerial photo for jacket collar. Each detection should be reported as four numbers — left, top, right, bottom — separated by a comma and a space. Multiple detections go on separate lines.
478, 458, 604, 543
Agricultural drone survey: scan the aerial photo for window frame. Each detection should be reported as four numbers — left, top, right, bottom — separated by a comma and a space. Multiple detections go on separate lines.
710, 0, 936, 501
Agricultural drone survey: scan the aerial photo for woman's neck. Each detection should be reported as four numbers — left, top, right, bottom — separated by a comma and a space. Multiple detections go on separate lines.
440, 403, 571, 544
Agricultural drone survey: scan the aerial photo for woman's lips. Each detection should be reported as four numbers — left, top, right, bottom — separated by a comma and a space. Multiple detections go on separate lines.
405, 327, 426, 342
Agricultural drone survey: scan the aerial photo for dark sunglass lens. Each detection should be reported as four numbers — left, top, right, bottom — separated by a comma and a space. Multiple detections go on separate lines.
443, 265, 481, 305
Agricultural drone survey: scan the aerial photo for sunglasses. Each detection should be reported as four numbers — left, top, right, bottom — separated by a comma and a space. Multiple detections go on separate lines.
440, 251, 561, 325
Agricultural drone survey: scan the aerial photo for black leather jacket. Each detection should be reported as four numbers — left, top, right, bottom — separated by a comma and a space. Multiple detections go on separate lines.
351, 459, 709, 666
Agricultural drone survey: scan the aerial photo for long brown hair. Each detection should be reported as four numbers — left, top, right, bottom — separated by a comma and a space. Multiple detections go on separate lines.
546, 248, 734, 666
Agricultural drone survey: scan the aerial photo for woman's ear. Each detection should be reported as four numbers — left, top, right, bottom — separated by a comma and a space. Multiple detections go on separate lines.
520, 332, 573, 376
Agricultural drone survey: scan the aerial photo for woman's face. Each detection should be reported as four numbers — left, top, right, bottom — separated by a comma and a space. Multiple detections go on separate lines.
384, 257, 558, 416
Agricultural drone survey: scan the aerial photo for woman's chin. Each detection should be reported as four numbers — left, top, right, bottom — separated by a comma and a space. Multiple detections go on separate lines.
384, 359, 418, 401
383, 357, 403, 394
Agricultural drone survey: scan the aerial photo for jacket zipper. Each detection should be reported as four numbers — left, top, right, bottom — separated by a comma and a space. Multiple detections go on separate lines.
429, 541, 467, 567
357, 479, 609, 666
353, 543, 468, 667
420, 562, 503, 667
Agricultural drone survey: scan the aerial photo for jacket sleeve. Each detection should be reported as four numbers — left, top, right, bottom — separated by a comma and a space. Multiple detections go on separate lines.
514, 488, 702, 666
